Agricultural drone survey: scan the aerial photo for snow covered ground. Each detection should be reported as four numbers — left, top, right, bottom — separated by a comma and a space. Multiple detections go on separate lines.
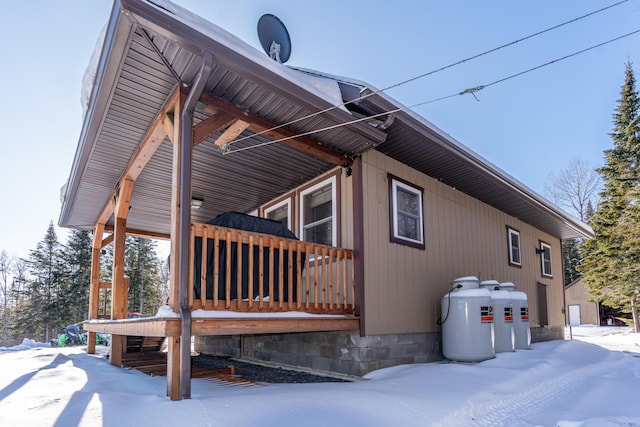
0, 326, 639, 427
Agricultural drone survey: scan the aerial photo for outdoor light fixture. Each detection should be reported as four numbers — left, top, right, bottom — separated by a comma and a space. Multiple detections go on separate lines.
191, 197, 204, 209
535, 248, 545, 255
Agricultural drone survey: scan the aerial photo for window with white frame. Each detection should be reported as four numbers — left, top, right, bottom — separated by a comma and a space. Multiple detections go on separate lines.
300, 176, 336, 246
389, 175, 424, 249
507, 227, 521, 266
264, 198, 292, 230
539, 241, 552, 277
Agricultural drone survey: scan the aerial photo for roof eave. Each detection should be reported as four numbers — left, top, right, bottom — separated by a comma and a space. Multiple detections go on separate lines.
365, 88, 594, 240
59, 0, 136, 228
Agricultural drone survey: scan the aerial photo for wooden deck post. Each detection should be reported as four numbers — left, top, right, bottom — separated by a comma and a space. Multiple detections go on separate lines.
87, 223, 105, 355
110, 178, 134, 367
167, 86, 188, 400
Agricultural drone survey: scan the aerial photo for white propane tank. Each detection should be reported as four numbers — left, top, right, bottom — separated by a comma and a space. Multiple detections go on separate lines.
500, 282, 531, 349
480, 280, 515, 353
441, 276, 495, 362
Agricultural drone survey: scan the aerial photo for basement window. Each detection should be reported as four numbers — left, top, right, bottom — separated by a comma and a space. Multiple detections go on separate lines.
507, 227, 521, 267
389, 175, 424, 249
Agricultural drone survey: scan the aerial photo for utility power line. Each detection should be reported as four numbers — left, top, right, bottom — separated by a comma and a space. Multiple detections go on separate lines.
224, 0, 631, 149
225, 28, 640, 156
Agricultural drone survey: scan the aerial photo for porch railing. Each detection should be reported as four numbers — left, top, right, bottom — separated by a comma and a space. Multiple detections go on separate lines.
189, 223, 355, 314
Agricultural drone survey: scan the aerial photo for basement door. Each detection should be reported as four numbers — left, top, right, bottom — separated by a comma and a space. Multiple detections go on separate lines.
568, 304, 581, 326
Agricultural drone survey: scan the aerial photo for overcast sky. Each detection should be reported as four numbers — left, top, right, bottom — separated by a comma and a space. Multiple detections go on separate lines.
1, 0, 638, 260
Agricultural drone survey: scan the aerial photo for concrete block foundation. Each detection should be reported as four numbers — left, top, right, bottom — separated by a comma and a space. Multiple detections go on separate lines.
195, 331, 443, 377
194, 326, 563, 377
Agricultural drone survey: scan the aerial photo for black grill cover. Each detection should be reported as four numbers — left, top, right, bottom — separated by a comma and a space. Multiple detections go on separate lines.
193, 211, 304, 302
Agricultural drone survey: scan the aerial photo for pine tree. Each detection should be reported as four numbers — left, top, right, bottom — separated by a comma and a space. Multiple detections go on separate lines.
580, 61, 640, 332
125, 237, 162, 316
562, 239, 581, 285
0, 250, 14, 346
62, 230, 93, 323
14, 223, 70, 342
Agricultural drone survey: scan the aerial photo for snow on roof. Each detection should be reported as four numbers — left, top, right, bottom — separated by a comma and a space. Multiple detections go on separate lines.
80, 0, 347, 118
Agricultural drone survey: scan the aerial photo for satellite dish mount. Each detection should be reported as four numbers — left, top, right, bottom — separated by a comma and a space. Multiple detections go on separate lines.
258, 14, 291, 64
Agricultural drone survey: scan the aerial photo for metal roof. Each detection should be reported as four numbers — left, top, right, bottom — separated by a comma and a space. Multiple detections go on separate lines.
58, 0, 593, 241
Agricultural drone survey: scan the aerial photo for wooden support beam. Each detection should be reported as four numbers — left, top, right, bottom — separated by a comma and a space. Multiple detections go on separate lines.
83, 318, 181, 337
200, 93, 351, 166
97, 198, 115, 229
95, 86, 180, 225
167, 86, 188, 401
191, 317, 360, 335
101, 233, 114, 248
103, 225, 170, 241
87, 223, 105, 355
111, 177, 133, 368
166, 336, 181, 400
112, 179, 133, 321
123, 86, 179, 181
161, 113, 175, 144
192, 112, 235, 146
98, 282, 112, 289
214, 119, 250, 147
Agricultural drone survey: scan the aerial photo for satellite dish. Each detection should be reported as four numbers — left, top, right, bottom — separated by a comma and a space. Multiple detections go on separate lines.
257, 14, 291, 64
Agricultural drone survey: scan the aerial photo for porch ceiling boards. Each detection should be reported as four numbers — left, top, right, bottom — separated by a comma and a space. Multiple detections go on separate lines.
59, 0, 386, 236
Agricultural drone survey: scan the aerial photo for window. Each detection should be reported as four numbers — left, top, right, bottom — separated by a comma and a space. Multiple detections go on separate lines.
507, 227, 521, 266
539, 241, 552, 277
300, 176, 336, 246
264, 198, 292, 230
389, 175, 424, 249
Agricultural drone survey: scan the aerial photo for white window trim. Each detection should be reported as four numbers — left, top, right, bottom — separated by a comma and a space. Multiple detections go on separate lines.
390, 177, 424, 247
508, 227, 521, 266
540, 241, 553, 277
264, 197, 292, 230
299, 176, 337, 246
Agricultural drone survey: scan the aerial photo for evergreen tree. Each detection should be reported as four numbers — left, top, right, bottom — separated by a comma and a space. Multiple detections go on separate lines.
125, 237, 162, 316
0, 250, 14, 346
62, 230, 93, 322
562, 239, 582, 286
14, 223, 70, 342
99, 244, 113, 318
580, 61, 640, 332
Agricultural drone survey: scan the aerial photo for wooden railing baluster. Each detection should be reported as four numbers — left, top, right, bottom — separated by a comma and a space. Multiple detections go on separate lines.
296, 242, 302, 310
259, 235, 264, 308
268, 238, 274, 309
189, 223, 354, 314
278, 240, 284, 309
236, 230, 242, 306
189, 224, 197, 310
248, 234, 254, 309
200, 225, 208, 307
225, 230, 232, 309
213, 228, 220, 309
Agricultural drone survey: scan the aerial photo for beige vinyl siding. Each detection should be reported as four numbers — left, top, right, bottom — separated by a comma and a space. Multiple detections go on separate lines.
362, 150, 565, 336
565, 278, 599, 325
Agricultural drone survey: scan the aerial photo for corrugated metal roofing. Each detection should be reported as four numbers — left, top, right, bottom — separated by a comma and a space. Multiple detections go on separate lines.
58, 0, 592, 241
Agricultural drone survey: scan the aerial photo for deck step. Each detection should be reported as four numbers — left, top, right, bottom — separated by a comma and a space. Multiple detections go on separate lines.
121, 353, 260, 387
